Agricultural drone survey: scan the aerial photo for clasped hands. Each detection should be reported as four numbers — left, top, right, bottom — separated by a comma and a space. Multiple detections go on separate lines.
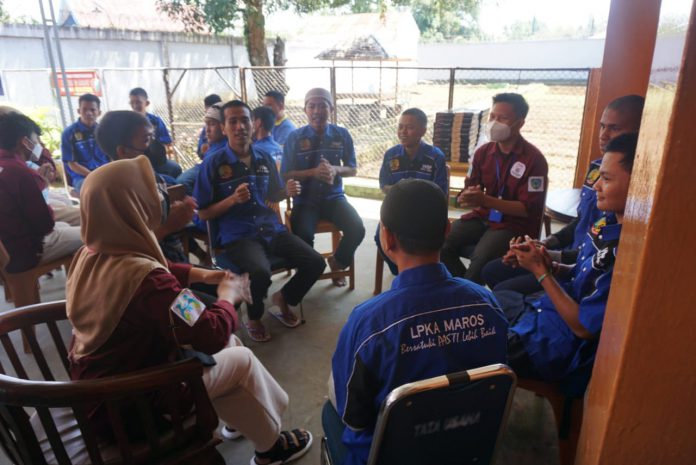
190, 268, 253, 306
230, 180, 301, 205
457, 185, 486, 208
502, 235, 554, 277
314, 158, 336, 184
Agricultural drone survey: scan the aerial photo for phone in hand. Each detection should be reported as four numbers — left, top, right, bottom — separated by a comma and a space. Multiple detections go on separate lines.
167, 184, 186, 202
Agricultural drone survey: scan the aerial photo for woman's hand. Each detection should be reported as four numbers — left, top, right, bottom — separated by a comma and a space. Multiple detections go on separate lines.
217, 272, 252, 306
189, 268, 231, 285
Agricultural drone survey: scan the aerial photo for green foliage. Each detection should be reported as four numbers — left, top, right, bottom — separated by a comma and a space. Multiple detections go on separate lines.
25, 108, 63, 156
0, 0, 10, 23
346, 0, 481, 40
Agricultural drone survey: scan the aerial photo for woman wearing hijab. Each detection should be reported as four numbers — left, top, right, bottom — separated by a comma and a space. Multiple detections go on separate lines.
66, 156, 312, 465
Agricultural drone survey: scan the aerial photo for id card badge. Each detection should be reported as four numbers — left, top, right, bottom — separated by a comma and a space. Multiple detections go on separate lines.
488, 209, 503, 223
170, 289, 206, 327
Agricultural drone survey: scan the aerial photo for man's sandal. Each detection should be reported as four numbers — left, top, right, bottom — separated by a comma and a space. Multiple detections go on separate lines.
250, 429, 313, 465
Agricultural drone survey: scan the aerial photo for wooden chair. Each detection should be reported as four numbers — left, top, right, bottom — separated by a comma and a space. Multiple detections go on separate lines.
516, 378, 583, 465
0, 301, 224, 465
0, 240, 74, 309
0, 240, 75, 352
373, 165, 451, 295
285, 198, 355, 290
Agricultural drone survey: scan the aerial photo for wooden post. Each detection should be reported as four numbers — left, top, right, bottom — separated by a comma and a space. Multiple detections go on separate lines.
577, 1, 696, 464
574, 0, 660, 180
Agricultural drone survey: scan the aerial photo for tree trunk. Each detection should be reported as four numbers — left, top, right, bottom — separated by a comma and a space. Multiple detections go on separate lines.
243, 0, 270, 66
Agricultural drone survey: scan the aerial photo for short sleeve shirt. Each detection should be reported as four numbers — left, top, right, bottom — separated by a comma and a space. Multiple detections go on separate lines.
379, 142, 448, 194
253, 136, 284, 164
572, 158, 603, 249
281, 124, 356, 207
61, 120, 110, 183
194, 144, 286, 247
272, 117, 297, 146
197, 127, 207, 159
462, 137, 548, 237
332, 263, 508, 465
510, 214, 622, 382
147, 113, 173, 144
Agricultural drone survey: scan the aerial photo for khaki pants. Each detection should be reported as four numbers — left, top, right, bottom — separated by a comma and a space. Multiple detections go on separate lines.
40, 222, 82, 264
51, 204, 81, 226
203, 335, 288, 451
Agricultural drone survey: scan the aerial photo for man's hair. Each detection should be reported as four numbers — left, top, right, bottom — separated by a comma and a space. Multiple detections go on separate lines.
492, 92, 529, 119
221, 100, 252, 116
605, 132, 638, 173
96, 111, 151, 159
78, 93, 101, 108
252, 106, 276, 132
401, 108, 428, 128
129, 87, 148, 99
380, 179, 449, 255
264, 90, 285, 106
204, 94, 222, 107
0, 112, 41, 150
606, 94, 645, 122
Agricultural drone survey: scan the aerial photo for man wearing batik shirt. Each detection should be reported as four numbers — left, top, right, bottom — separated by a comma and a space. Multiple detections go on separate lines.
441, 92, 548, 284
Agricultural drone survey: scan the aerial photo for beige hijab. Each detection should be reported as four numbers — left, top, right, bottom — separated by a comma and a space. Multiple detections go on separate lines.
67, 156, 168, 360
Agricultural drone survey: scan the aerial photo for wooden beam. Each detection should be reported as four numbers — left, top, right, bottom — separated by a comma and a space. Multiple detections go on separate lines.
577, 1, 696, 463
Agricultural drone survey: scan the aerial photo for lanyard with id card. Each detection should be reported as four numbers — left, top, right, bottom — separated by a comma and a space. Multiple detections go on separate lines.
489, 156, 513, 223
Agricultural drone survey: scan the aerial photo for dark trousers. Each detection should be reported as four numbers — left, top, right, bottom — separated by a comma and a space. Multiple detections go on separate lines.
374, 225, 398, 276
482, 257, 542, 294
223, 232, 326, 320
440, 218, 516, 284
291, 198, 366, 269
322, 401, 349, 465
494, 289, 544, 380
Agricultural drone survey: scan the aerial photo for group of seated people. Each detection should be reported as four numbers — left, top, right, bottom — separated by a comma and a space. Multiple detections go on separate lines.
0, 87, 644, 465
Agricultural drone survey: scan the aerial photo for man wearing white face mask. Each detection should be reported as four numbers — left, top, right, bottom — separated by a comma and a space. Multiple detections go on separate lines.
0, 112, 82, 273
441, 93, 548, 284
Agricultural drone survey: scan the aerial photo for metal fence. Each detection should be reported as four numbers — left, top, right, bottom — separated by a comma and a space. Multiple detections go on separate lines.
1, 65, 590, 189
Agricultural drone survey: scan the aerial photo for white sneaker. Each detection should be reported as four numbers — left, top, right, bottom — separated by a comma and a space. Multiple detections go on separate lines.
221, 426, 243, 440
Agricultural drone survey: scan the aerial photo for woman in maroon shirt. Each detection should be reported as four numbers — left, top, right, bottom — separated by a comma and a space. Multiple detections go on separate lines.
66, 156, 312, 464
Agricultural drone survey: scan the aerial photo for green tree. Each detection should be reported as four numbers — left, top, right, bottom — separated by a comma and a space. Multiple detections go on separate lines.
0, 0, 10, 23
158, 0, 346, 66
349, 0, 481, 41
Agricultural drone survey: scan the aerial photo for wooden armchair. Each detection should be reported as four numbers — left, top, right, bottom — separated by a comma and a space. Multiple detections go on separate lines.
0, 301, 224, 465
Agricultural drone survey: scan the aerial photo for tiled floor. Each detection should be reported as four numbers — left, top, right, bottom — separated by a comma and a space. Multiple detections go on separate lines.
0, 196, 560, 465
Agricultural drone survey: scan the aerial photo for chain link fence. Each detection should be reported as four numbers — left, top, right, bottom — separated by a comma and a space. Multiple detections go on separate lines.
1, 65, 590, 188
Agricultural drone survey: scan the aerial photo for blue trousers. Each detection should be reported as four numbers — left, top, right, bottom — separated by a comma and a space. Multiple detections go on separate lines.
322, 401, 349, 465
176, 164, 201, 195
156, 159, 183, 179
481, 257, 541, 294
291, 198, 365, 269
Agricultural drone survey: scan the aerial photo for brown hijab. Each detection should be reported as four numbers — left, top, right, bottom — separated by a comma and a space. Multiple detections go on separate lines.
67, 156, 168, 360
